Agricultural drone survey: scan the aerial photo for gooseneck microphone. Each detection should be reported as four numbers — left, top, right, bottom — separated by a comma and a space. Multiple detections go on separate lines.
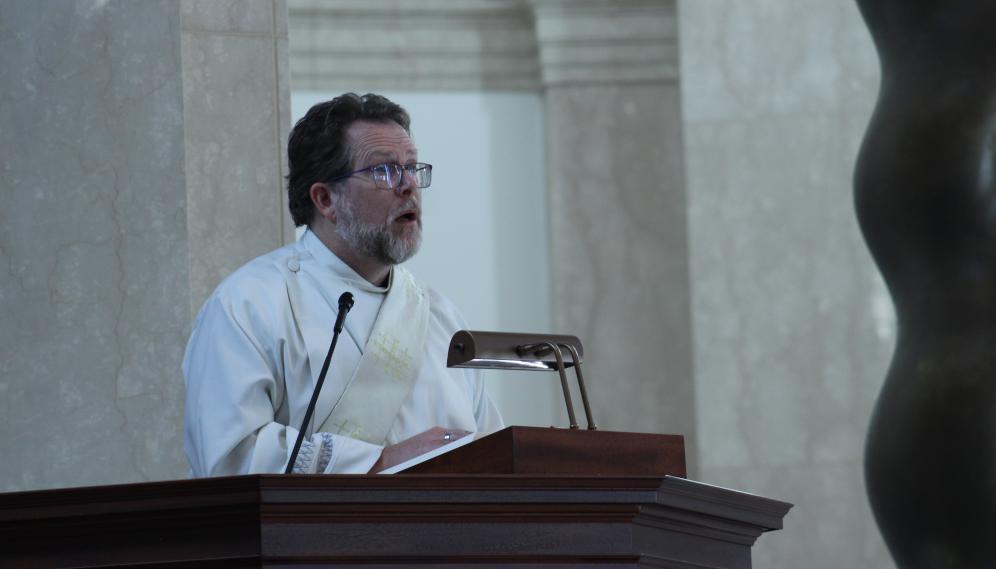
285, 292, 355, 474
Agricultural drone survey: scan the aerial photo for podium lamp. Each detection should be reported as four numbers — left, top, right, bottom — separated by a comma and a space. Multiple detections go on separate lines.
446, 330, 596, 430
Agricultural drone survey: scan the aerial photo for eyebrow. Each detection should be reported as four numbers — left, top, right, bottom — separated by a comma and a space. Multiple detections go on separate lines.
365, 148, 418, 163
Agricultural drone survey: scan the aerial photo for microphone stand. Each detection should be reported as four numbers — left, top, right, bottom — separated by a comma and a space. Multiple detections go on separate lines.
285, 292, 355, 474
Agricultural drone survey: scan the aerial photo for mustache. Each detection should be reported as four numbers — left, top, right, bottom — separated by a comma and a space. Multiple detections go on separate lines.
388, 199, 421, 223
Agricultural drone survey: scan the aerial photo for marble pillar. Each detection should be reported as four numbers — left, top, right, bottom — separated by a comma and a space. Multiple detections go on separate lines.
533, 0, 697, 471
679, 0, 894, 566
0, 0, 291, 492
182, 0, 294, 318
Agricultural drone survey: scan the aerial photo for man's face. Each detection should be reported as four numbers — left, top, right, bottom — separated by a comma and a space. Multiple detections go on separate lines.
335, 120, 422, 266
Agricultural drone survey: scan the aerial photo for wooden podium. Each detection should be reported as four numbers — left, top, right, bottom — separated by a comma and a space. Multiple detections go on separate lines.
0, 428, 791, 568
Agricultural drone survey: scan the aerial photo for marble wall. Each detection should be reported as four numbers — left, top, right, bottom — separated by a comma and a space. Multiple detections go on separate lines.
679, 0, 895, 566
0, 0, 291, 492
0, 1, 189, 492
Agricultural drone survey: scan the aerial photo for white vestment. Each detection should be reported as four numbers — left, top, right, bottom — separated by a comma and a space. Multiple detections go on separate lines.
183, 229, 503, 477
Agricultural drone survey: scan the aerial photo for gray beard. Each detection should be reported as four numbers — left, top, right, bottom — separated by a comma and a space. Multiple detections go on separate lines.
336, 195, 422, 266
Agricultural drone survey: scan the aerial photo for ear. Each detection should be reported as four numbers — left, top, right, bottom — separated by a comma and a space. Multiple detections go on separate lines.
310, 182, 339, 224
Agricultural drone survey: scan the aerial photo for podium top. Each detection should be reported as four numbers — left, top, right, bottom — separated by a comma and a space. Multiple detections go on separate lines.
0, 474, 792, 569
0, 473, 790, 530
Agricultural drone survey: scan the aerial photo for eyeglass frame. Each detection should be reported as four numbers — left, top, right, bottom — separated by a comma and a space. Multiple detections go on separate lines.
325, 163, 432, 190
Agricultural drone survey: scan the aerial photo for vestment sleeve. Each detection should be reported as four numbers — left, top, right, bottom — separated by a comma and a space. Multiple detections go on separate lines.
182, 290, 294, 477
183, 290, 388, 476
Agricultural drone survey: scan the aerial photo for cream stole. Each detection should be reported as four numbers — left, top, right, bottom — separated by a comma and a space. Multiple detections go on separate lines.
278, 251, 429, 446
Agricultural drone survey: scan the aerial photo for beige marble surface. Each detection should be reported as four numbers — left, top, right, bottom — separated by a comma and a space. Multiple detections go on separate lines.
182, 0, 294, 319
0, 0, 292, 492
0, 2, 190, 491
546, 84, 696, 469
680, 0, 895, 565
540, 0, 697, 474
532, 0, 679, 85
288, 0, 539, 91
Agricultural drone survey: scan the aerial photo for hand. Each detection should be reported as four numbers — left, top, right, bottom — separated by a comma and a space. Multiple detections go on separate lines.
368, 426, 472, 474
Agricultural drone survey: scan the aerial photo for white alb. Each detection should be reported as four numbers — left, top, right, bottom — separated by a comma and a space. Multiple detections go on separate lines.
183, 229, 503, 476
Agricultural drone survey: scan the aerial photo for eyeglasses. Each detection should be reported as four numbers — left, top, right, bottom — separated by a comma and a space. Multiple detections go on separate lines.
327, 163, 432, 189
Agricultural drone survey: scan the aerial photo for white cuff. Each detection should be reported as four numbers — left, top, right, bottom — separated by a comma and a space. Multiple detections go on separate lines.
326, 435, 385, 474
290, 432, 337, 474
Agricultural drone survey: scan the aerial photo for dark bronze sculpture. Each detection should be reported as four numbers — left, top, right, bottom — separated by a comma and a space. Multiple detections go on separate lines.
856, 0, 996, 567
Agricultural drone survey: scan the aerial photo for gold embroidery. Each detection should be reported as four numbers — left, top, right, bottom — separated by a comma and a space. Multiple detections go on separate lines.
373, 332, 414, 381
403, 271, 425, 304
332, 419, 370, 441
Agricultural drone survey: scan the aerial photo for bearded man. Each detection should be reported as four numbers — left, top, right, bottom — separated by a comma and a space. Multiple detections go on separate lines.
183, 93, 503, 477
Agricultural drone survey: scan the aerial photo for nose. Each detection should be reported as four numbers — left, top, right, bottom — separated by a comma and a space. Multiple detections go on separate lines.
396, 168, 418, 196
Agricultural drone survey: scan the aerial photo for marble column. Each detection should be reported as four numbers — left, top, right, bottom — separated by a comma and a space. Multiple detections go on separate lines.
532, 0, 697, 472
182, 0, 294, 318
0, 0, 291, 492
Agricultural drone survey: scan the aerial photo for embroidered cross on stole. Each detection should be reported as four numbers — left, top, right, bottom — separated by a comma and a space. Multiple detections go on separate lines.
278, 244, 430, 446
313, 265, 428, 444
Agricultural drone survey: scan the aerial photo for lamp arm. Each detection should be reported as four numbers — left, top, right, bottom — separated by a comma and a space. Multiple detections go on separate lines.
523, 341, 579, 429
559, 343, 596, 430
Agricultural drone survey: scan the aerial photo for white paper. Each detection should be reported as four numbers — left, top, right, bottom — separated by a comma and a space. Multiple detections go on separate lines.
378, 431, 494, 474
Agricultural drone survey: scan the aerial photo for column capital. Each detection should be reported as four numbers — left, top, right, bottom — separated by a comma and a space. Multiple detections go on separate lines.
288, 0, 540, 91
528, 0, 678, 87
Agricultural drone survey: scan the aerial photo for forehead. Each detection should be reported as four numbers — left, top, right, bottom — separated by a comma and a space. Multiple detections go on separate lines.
346, 120, 416, 163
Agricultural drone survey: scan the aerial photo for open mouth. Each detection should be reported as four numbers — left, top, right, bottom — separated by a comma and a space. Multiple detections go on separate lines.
395, 211, 419, 223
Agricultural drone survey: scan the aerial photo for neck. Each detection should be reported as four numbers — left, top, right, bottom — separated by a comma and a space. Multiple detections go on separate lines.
309, 219, 392, 287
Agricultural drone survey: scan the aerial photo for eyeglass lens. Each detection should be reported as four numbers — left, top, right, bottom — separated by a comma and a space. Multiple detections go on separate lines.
371, 164, 432, 189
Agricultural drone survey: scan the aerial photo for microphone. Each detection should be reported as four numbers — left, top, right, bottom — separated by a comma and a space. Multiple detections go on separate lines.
285, 292, 355, 474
